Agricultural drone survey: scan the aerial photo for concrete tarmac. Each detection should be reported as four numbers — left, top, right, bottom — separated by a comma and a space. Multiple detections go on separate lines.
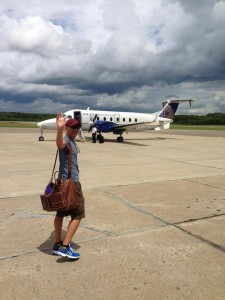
0, 128, 225, 300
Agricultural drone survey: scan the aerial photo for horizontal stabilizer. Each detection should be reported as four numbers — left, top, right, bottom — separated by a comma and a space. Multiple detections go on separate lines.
162, 99, 195, 107
154, 123, 171, 131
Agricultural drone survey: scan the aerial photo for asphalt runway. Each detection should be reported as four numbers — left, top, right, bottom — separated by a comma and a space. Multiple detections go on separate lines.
159, 129, 225, 137
0, 128, 225, 300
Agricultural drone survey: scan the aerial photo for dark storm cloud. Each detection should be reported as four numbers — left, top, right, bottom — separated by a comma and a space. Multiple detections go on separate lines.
0, 0, 224, 114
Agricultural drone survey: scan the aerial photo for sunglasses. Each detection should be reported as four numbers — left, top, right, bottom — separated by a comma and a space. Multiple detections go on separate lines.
69, 126, 80, 130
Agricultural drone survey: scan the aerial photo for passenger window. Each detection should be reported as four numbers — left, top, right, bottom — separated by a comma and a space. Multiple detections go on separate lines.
110, 117, 113, 121
123, 118, 125, 122
129, 118, 131, 122
104, 117, 106, 121
135, 118, 137, 122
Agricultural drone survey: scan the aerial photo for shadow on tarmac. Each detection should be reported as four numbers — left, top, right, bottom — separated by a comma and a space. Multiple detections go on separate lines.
37, 229, 81, 262
78, 135, 181, 147
37, 135, 181, 147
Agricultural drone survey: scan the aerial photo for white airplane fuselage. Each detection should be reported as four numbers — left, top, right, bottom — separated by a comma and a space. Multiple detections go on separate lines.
37, 99, 194, 141
37, 109, 170, 131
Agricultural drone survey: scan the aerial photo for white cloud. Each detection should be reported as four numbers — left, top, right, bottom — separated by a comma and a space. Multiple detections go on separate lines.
212, 1, 225, 25
0, 0, 224, 114
1, 16, 75, 56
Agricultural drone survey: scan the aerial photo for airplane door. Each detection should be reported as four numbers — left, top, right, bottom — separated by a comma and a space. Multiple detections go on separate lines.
73, 111, 82, 123
114, 114, 120, 123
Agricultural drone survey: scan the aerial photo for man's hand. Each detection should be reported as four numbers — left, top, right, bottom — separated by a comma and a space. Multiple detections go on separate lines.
56, 112, 66, 149
56, 112, 66, 129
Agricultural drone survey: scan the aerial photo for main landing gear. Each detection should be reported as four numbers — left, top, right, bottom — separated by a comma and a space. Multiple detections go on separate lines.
113, 130, 124, 142
117, 135, 123, 142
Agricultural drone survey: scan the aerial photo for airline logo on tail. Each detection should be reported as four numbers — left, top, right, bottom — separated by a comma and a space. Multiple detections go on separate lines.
159, 103, 179, 120
159, 100, 194, 120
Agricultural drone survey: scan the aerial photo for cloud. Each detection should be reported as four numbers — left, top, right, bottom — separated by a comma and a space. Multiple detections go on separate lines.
2, 16, 66, 55
0, 0, 224, 114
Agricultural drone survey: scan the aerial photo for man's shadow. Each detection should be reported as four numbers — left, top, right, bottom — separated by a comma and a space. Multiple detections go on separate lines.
37, 230, 81, 263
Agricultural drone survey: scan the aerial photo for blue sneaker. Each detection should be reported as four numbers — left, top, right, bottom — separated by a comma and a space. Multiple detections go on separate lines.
52, 241, 63, 255
52, 242, 75, 256
58, 246, 80, 259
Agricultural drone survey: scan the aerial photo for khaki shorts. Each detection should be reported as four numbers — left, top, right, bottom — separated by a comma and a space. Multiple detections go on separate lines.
56, 182, 85, 220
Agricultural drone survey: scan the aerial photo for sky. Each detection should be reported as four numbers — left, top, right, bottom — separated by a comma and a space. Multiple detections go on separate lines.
0, 0, 225, 115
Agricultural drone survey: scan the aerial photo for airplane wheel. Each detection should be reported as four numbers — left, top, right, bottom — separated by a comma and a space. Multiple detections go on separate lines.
117, 136, 123, 142
39, 136, 44, 141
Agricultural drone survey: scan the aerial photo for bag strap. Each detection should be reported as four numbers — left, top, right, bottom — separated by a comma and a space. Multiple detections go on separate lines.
68, 142, 72, 179
50, 149, 58, 181
50, 141, 72, 181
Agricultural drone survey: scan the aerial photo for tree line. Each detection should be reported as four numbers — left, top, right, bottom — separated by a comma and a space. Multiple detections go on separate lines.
0, 112, 55, 122
1, 111, 225, 125
174, 113, 225, 125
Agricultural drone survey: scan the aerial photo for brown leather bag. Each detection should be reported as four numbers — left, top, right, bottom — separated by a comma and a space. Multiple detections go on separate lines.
40, 143, 79, 211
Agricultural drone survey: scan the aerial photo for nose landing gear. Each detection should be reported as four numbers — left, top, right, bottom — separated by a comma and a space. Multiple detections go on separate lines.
39, 128, 45, 141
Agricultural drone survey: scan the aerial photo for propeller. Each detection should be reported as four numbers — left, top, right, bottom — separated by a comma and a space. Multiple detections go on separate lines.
89, 113, 98, 124
93, 113, 98, 123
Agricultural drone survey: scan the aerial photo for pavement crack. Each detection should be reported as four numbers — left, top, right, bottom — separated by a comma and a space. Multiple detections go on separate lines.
102, 190, 169, 226
175, 213, 225, 224
184, 178, 225, 190
0, 250, 39, 261
80, 224, 113, 235
169, 159, 225, 172
102, 189, 225, 254
172, 223, 225, 253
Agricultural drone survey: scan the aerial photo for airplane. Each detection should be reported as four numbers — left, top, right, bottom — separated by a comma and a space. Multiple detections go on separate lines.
37, 99, 195, 142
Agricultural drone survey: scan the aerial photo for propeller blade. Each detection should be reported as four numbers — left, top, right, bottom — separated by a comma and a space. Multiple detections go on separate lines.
93, 114, 98, 122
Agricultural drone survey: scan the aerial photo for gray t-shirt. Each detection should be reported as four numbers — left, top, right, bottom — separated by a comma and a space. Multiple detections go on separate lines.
59, 135, 79, 182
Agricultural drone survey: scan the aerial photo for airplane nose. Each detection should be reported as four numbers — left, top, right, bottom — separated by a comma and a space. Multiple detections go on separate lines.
37, 120, 48, 127
36, 118, 57, 129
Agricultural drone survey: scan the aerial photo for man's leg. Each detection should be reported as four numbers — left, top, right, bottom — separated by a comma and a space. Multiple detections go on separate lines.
63, 219, 80, 245
54, 216, 64, 242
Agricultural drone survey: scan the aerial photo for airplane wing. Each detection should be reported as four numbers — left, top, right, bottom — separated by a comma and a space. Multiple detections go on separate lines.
113, 118, 172, 131
112, 122, 152, 130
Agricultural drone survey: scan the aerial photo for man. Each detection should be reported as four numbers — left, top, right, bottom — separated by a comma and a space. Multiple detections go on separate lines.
52, 112, 85, 259
91, 124, 97, 143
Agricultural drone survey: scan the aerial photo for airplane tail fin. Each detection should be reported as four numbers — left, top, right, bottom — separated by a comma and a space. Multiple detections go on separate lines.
159, 99, 195, 120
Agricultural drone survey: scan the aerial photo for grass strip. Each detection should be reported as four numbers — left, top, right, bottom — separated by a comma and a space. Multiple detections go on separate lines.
0, 121, 37, 128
